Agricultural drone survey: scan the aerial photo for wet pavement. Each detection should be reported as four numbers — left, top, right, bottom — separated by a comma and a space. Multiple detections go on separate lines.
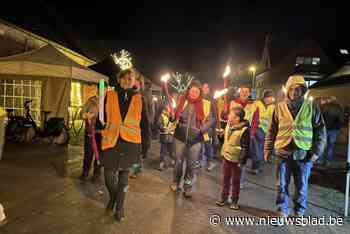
0, 141, 350, 234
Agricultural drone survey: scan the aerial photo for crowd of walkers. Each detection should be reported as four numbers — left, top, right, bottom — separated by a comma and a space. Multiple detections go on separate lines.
1, 68, 343, 225
74, 69, 347, 222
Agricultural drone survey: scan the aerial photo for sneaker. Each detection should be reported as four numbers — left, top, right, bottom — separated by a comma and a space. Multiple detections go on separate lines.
246, 168, 259, 175
207, 162, 216, 171
294, 211, 304, 217
216, 199, 228, 207
230, 202, 239, 210
276, 208, 288, 218
183, 190, 193, 198
158, 162, 165, 171
170, 184, 181, 193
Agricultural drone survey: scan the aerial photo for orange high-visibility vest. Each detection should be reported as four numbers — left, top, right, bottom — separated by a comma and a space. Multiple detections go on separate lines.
102, 90, 142, 150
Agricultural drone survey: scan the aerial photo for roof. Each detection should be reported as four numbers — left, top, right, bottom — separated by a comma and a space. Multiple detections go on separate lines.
0, 15, 100, 64
310, 63, 350, 88
0, 45, 108, 83
257, 39, 338, 86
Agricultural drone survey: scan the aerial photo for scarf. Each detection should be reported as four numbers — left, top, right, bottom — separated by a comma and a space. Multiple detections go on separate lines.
175, 95, 205, 128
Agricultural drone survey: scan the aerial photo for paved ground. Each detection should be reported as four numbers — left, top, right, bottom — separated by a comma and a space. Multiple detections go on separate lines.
0, 141, 350, 234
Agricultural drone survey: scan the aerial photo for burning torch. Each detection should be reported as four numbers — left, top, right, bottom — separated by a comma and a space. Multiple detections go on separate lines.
161, 73, 176, 113
222, 65, 231, 112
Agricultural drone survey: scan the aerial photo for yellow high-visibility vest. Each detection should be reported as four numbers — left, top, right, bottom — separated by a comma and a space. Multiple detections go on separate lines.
221, 124, 247, 162
252, 100, 275, 133
274, 100, 313, 150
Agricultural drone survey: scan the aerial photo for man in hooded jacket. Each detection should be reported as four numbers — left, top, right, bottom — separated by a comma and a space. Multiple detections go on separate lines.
264, 75, 326, 217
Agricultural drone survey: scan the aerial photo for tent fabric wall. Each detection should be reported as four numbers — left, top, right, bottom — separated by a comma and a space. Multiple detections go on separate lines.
41, 78, 71, 121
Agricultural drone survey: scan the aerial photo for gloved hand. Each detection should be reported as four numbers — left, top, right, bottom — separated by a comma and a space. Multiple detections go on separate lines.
305, 152, 318, 162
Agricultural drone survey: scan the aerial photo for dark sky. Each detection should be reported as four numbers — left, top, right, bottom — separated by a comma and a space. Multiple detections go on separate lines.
2, 1, 341, 86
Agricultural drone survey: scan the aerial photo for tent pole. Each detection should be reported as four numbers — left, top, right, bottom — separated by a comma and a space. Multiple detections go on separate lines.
345, 118, 350, 217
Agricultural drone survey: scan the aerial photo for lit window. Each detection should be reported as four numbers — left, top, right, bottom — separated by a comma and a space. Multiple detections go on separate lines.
304, 57, 312, 65
0, 80, 42, 123
312, 57, 320, 65
340, 49, 349, 55
296, 56, 304, 65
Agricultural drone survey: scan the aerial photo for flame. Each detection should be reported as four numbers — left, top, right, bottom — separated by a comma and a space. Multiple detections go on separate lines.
171, 98, 176, 108
161, 73, 171, 83
214, 88, 228, 99
223, 65, 231, 78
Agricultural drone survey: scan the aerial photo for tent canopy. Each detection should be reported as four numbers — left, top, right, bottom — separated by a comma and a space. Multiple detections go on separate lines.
0, 45, 108, 120
0, 45, 108, 83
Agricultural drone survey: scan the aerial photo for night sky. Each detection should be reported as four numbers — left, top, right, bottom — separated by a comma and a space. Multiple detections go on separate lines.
2, 1, 341, 86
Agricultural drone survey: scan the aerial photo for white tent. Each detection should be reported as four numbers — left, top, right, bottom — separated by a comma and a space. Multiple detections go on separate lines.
0, 45, 108, 121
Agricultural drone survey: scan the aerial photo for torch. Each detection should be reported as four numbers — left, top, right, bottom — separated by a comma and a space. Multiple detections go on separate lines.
222, 65, 231, 113
213, 88, 229, 135
160, 73, 175, 112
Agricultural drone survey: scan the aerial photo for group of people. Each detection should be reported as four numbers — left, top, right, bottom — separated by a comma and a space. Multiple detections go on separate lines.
78, 68, 342, 222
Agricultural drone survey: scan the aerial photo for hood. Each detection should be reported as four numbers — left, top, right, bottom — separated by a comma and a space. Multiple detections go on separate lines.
285, 75, 307, 92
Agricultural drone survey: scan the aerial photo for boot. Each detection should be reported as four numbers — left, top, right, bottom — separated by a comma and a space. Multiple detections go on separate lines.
105, 197, 116, 216
115, 208, 125, 222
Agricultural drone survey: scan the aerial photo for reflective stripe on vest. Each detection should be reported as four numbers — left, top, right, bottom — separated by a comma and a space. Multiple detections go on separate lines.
161, 112, 176, 135
102, 91, 142, 150
274, 100, 313, 150
253, 101, 275, 133
221, 124, 247, 162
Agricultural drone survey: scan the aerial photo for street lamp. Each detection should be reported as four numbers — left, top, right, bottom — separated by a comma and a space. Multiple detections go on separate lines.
249, 66, 256, 99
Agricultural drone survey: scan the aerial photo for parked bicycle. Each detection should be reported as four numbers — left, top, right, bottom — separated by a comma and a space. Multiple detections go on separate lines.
5, 100, 69, 145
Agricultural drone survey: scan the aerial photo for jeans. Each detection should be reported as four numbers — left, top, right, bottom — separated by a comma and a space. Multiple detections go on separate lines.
249, 128, 265, 170
276, 157, 313, 215
221, 159, 241, 202
200, 140, 214, 166
174, 140, 201, 192
324, 129, 340, 161
160, 142, 176, 162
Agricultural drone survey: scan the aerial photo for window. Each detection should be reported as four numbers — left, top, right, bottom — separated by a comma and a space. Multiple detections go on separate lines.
312, 57, 320, 65
0, 80, 42, 123
295, 56, 320, 66
304, 57, 312, 65
340, 49, 349, 55
296, 56, 304, 65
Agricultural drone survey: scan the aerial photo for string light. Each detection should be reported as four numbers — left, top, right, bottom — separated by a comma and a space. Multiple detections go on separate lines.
111, 49, 133, 70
